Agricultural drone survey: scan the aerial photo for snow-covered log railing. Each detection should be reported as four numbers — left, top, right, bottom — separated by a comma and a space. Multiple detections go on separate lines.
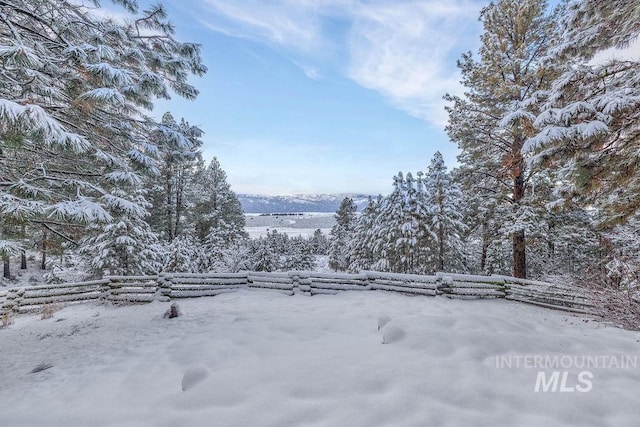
103, 276, 158, 304
0, 271, 596, 319
247, 272, 294, 295
1, 279, 109, 314
364, 271, 439, 296
159, 272, 247, 298
290, 271, 370, 295
436, 273, 507, 299
494, 275, 595, 315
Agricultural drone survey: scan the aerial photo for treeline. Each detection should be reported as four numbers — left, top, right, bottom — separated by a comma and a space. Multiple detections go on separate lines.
328, 151, 596, 278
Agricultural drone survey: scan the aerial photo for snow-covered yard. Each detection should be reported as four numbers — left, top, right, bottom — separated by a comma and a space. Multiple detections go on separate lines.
1, 290, 639, 426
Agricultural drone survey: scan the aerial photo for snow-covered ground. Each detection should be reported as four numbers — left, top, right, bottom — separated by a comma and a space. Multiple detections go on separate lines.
1, 290, 639, 426
245, 213, 335, 238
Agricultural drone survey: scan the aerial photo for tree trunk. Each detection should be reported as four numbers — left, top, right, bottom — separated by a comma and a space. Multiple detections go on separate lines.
437, 183, 445, 272
513, 230, 526, 278
438, 222, 445, 272
480, 222, 489, 272
41, 231, 47, 270
3, 256, 10, 279
175, 172, 183, 239
21, 250, 27, 269
512, 157, 526, 278
166, 169, 174, 241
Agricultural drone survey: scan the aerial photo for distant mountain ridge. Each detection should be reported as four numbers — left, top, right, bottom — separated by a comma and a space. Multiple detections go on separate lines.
238, 194, 372, 213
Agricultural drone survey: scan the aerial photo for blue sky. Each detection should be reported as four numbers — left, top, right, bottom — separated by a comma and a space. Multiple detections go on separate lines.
141, 0, 487, 195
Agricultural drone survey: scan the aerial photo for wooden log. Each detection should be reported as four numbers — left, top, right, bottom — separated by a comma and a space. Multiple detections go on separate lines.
171, 284, 246, 291
20, 292, 102, 307
109, 287, 157, 295
309, 282, 371, 291
437, 272, 505, 284
294, 271, 368, 281
306, 277, 370, 286
246, 271, 291, 279
448, 288, 506, 297
166, 272, 248, 279
169, 278, 247, 285
507, 294, 594, 309
108, 294, 155, 303
372, 284, 437, 296
23, 286, 105, 298
105, 275, 157, 281
364, 271, 438, 283
507, 287, 592, 303
19, 279, 110, 291
505, 286, 591, 301
449, 281, 504, 289
248, 276, 293, 285
105, 281, 157, 288
505, 295, 595, 315
369, 279, 439, 290
446, 294, 501, 300
171, 289, 238, 298
248, 282, 294, 291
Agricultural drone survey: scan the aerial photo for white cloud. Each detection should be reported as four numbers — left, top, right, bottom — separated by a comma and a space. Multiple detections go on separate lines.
198, 0, 484, 127
346, 1, 481, 126
201, 0, 327, 53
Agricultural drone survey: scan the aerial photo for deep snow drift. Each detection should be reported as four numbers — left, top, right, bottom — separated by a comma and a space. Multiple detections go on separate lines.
1, 290, 639, 426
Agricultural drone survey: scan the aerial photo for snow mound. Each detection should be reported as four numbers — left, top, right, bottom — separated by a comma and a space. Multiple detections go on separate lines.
381, 323, 406, 344
377, 314, 392, 331
182, 365, 210, 391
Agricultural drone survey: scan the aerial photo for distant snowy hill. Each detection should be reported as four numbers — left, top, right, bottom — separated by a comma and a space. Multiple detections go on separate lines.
238, 194, 372, 213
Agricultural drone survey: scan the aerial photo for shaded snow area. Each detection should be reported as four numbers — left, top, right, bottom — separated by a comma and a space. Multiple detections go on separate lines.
1, 291, 639, 426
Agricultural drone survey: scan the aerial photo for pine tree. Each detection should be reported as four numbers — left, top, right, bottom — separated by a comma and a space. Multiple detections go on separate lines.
0, 0, 205, 267
161, 233, 204, 273
251, 238, 278, 272
81, 191, 161, 276
310, 229, 329, 255
328, 197, 357, 271
446, 0, 555, 278
423, 152, 466, 272
347, 196, 380, 272
192, 158, 246, 242
525, 0, 640, 227
146, 113, 203, 242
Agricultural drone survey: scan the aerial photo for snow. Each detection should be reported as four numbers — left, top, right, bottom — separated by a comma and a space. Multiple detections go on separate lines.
244, 212, 335, 238
1, 290, 639, 426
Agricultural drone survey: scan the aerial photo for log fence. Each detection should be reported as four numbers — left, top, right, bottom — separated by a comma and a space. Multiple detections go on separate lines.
0, 270, 595, 319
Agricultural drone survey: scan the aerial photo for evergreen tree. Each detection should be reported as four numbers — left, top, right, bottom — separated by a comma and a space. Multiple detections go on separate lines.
423, 152, 466, 272
251, 238, 278, 272
0, 0, 205, 273
347, 196, 380, 272
329, 197, 357, 271
192, 158, 246, 243
161, 233, 204, 273
525, 0, 640, 227
446, 0, 555, 278
146, 113, 203, 242
81, 191, 161, 276
310, 229, 329, 255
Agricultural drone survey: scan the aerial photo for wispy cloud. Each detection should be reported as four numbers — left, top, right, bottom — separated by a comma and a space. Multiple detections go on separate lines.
291, 59, 322, 80
198, 0, 483, 127
347, 1, 481, 126
200, 0, 327, 53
